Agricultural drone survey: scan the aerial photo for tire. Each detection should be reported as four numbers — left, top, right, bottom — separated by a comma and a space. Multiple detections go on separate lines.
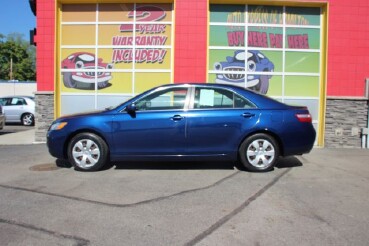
239, 133, 279, 172
258, 75, 270, 94
22, 113, 34, 126
98, 81, 108, 89
67, 133, 109, 171
63, 72, 77, 88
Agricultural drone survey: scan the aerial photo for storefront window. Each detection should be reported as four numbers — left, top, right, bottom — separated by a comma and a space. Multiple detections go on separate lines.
209, 4, 322, 142
60, 3, 173, 115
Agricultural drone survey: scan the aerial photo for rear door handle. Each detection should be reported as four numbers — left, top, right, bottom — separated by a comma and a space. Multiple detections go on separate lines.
241, 112, 255, 118
171, 115, 184, 121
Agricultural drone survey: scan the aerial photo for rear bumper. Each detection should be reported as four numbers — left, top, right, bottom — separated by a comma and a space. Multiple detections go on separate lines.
282, 125, 316, 156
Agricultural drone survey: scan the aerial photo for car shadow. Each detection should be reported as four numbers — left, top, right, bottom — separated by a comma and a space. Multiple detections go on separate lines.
113, 161, 235, 170
55, 156, 302, 172
275, 156, 303, 169
110, 156, 303, 170
5, 122, 24, 125
0, 131, 15, 136
55, 159, 235, 171
55, 159, 72, 168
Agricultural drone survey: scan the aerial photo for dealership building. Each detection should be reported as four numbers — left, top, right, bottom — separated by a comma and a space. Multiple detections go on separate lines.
29, 0, 369, 148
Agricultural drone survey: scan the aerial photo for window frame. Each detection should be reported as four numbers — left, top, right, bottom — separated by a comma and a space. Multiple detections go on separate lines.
189, 86, 256, 110
132, 86, 191, 112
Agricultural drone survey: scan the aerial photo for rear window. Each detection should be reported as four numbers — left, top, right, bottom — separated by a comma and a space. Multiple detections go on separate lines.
10, 98, 27, 106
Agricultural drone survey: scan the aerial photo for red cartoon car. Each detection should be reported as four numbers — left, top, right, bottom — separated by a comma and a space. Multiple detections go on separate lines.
61, 52, 113, 89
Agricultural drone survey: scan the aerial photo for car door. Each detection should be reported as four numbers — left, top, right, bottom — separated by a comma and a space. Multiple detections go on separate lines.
5, 97, 27, 122
185, 86, 261, 157
111, 86, 190, 158
2, 97, 21, 122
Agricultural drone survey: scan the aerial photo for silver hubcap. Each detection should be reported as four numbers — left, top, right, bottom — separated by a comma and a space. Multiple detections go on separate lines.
23, 114, 33, 125
246, 139, 275, 168
72, 139, 100, 169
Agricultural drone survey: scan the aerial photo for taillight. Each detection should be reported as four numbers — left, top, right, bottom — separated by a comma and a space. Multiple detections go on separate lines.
295, 113, 312, 123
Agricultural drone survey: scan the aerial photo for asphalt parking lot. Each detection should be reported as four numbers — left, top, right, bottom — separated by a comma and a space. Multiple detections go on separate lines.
0, 142, 369, 245
0, 123, 33, 135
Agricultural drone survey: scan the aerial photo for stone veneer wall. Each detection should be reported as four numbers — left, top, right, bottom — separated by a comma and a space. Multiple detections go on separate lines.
34, 92, 54, 143
325, 97, 369, 148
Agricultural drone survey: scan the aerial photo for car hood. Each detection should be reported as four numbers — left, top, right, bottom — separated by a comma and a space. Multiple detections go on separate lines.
56, 109, 109, 121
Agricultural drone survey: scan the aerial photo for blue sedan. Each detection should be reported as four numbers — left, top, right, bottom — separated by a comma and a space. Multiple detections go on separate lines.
47, 83, 316, 172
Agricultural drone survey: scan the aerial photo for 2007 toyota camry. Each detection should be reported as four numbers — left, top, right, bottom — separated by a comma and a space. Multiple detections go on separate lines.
47, 83, 316, 172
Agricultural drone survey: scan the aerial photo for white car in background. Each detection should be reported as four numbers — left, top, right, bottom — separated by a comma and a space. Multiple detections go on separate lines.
0, 96, 35, 126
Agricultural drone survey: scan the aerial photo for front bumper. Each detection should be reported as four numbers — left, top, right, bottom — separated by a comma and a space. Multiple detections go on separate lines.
47, 130, 69, 159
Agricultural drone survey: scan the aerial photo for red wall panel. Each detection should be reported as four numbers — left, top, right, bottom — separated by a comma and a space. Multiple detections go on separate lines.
34, 0, 369, 97
36, 0, 55, 91
173, 0, 207, 83
327, 0, 369, 97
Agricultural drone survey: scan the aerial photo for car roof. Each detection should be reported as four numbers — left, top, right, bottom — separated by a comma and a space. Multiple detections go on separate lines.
158, 82, 248, 90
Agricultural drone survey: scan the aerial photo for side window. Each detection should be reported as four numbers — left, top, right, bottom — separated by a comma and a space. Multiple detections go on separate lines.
5, 98, 13, 106
194, 88, 255, 109
194, 88, 231, 109
1, 98, 12, 106
234, 94, 256, 109
135, 88, 188, 111
10, 98, 26, 106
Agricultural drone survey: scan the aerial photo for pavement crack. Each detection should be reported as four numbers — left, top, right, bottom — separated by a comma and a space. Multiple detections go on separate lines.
0, 171, 240, 208
184, 168, 291, 246
0, 218, 90, 245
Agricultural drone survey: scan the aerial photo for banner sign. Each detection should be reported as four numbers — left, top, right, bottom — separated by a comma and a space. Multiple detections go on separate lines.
60, 3, 172, 93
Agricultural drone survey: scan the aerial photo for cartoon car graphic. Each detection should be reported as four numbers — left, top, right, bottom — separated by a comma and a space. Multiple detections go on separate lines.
214, 50, 274, 94
61, 52, 113, 89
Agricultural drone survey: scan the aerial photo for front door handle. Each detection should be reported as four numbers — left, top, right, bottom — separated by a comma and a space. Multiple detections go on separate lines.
241, 112, 255, 118
171, 115, 184, 121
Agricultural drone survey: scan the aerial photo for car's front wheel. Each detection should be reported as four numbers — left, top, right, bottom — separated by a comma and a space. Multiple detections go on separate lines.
22, 113, 34, 126
67, 133, 109, 171
239, 133, 279, 172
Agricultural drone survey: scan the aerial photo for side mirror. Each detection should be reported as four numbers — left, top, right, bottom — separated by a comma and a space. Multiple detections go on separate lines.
125, 103, 137, 117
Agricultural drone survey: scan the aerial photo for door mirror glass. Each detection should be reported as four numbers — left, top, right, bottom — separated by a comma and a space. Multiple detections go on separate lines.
125, 103, 137, 113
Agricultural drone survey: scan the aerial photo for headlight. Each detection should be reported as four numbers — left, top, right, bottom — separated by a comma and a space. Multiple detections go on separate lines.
50, 122, 68, 131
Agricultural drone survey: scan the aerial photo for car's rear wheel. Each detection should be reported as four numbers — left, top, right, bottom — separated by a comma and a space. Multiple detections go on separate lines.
63, 72, 77, 88
239, 133, 279, 172
67, 133, 109, 171
22, 113, 34, 126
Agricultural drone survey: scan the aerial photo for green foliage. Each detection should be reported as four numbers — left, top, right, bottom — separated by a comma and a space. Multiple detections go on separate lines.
0, 33, 36, 81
